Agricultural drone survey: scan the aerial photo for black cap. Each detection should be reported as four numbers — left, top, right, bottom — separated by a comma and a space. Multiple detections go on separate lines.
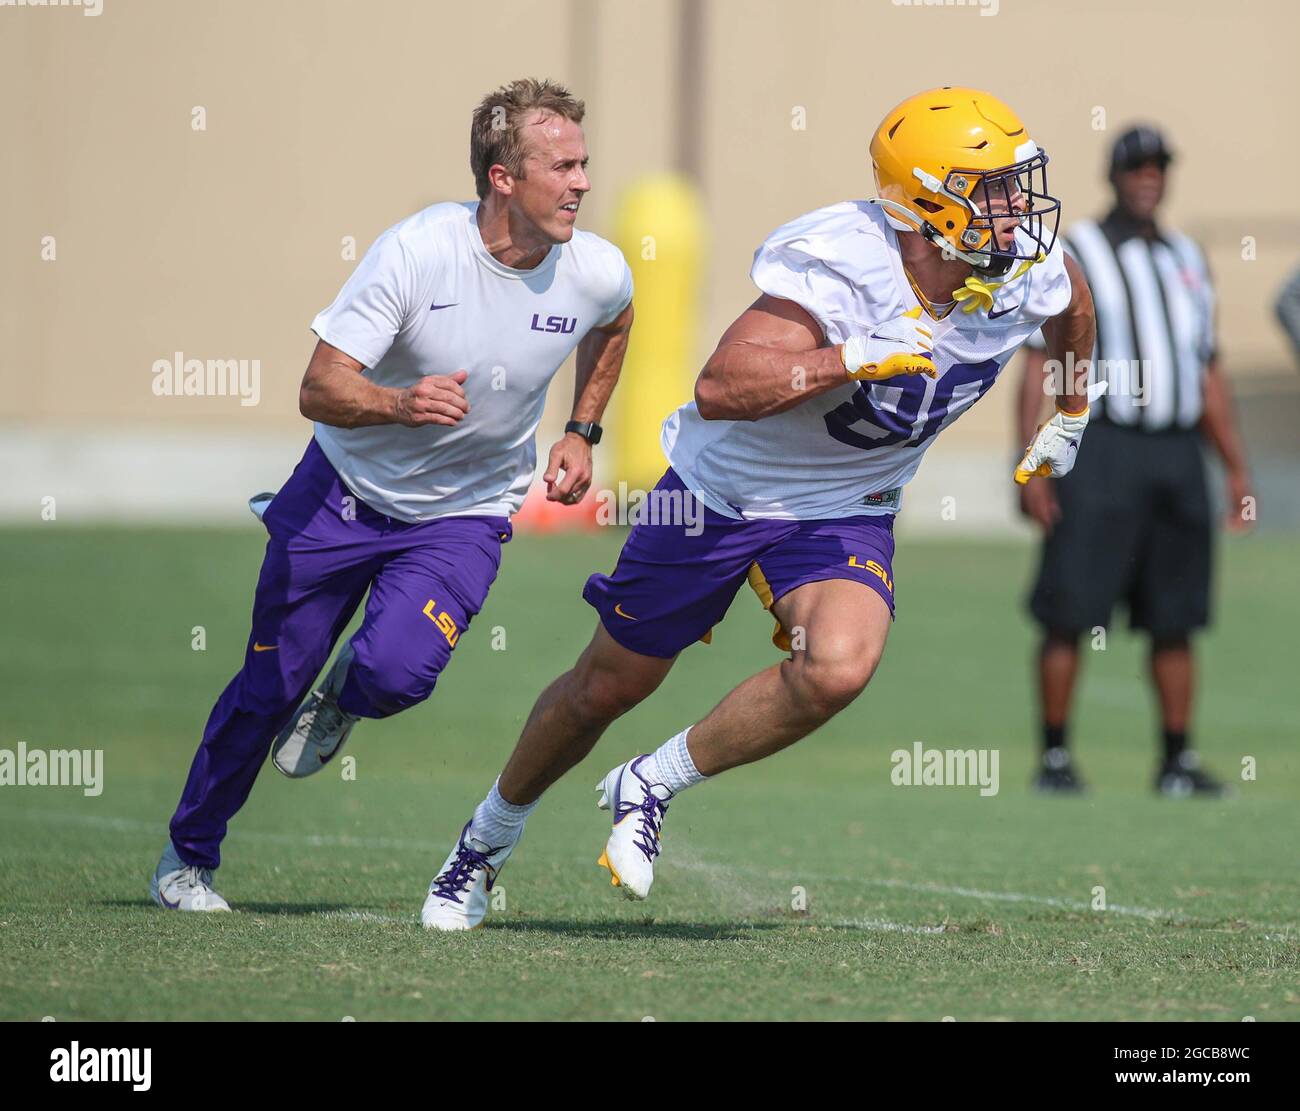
1109, 125, 1174, 174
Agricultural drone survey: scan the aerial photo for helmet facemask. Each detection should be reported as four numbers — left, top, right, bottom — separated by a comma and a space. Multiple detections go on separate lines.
946, 151, 1060, 276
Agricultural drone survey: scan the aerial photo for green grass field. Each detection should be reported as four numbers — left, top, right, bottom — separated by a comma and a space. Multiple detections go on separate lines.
1, 526, 1296, 1021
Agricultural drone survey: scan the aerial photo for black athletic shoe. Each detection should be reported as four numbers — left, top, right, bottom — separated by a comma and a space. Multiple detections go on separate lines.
1033, 746, 1086, 794
1155, 751, 1232, 798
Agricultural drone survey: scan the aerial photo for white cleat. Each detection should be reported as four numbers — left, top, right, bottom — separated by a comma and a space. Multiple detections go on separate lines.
150, 842, 231, 912
596, 755, 672, 900
421, 822, 516, 931
271, 644, 360, 778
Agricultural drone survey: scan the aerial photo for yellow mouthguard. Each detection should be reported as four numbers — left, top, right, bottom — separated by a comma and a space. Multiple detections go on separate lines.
952, 252, 1046, 314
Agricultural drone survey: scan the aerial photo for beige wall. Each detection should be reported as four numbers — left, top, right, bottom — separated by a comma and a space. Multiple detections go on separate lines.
4, 0, 1298, 454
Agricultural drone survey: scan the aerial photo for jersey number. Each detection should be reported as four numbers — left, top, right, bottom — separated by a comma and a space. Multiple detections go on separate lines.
824, 359, 1001, 451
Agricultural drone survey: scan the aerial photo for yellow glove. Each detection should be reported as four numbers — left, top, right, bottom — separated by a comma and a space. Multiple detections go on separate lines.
840, 307, 938, 382
1014, 406, 1090, 485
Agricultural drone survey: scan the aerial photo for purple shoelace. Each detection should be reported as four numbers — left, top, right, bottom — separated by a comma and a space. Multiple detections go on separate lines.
430, 826, 499, 904
617, 766, 670, 864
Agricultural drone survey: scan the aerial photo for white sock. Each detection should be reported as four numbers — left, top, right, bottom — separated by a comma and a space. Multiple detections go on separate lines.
469, 779, 538, 848
639, 726, 707, 796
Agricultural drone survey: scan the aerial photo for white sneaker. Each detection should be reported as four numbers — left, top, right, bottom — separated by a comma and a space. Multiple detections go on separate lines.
421, 822, 516, 931
248, 491, 276, 521
596, 755, 671, 900
150, 842, 231, 912
271, 644, 360, 778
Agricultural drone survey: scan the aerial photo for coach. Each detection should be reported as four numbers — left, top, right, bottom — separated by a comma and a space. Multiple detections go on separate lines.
1017, 125, 1254, 797
151, 78, 635, 911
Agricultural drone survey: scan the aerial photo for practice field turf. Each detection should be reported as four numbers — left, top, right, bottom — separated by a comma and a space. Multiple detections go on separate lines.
1, 526, 1296, 1021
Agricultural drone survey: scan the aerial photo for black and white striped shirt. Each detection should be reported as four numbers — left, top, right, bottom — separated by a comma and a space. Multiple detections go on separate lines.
1031, 210, 1216, 431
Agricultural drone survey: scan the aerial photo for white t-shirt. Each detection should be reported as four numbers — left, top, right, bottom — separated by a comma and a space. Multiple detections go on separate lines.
311, 201, 632, 522
662, 200, 1072, 520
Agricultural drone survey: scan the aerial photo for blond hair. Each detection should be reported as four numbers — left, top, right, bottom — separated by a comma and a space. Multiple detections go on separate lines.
470, 78, 586, 201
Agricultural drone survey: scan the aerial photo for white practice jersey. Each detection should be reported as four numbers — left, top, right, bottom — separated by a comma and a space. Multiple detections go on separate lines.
662, 201, 1072, 520
311, 201, 632, 522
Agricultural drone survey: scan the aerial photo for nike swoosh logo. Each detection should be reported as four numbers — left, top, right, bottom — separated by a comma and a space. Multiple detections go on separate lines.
986, 304, 1021, 320
252, 643, 278, 652
429, 302, 459, 311
613, 604, 637, 621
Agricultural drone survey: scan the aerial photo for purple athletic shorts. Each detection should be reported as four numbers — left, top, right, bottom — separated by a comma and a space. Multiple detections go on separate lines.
583, 468, 896, 658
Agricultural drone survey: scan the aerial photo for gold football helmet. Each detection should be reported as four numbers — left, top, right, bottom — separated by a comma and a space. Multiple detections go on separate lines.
870, 87, 1060, 276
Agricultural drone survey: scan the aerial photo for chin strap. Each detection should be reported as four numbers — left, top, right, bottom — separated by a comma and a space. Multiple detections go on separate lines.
952, 251, 1046, 314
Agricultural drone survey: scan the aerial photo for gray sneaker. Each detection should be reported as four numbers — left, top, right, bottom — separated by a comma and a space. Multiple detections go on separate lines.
150, 841, 231, 912
271, 643, 360, 778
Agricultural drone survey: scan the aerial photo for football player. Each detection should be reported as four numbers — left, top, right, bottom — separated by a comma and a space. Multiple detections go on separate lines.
150, 78, 633, 912
422, 87, 1096, 929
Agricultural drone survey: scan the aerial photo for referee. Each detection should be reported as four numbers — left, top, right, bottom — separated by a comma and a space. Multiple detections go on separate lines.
1017, 125, 1255, 797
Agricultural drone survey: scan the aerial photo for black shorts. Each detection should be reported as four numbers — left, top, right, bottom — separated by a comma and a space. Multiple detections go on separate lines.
1029, 421, 1213, 638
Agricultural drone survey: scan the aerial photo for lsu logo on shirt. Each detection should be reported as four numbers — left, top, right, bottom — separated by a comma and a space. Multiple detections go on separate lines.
530, 313, 577, 334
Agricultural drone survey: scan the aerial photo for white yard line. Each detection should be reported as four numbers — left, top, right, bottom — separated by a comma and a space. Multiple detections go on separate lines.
861, 876, 1179, 921
827, 918, 951, 935
665, 853, 1183, 921
8, 807, 1296, 941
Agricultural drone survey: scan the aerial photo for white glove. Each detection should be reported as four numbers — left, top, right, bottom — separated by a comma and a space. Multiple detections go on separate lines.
1014, 383, 1108, 484
840, 307, 938, 382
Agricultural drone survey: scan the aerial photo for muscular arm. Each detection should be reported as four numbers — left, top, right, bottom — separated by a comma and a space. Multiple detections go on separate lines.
542, 300, 635, 503
693, 295, 848, 422
1018, 347, 1052, 447
1014, 254, 1095, 525
1039, 253, 1096, 415
299, 341, 400, 427
298, 339, 469, 429
571, 300, 633, 423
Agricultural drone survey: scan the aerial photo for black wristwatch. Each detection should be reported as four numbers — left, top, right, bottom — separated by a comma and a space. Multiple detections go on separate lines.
565, 420, 603, 445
